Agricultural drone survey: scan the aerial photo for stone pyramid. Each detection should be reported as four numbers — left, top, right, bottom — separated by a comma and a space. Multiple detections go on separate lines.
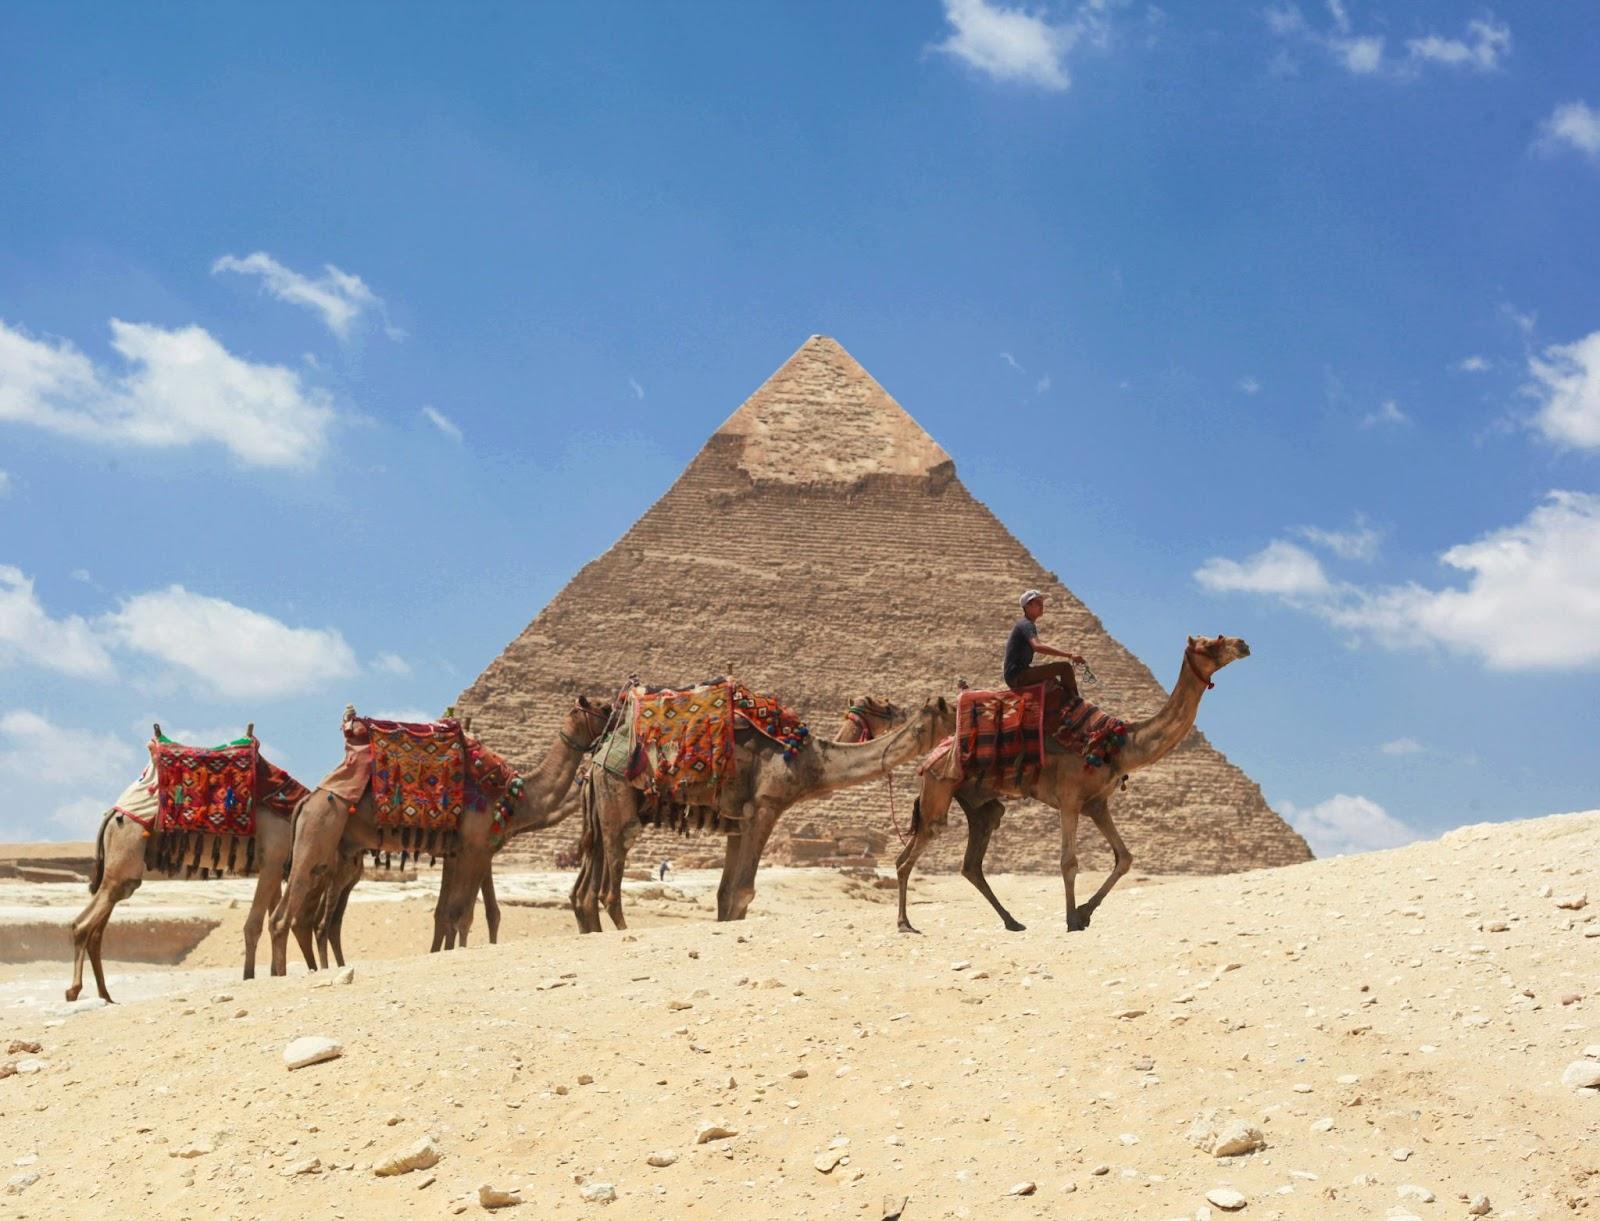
457, 336, 1311, 874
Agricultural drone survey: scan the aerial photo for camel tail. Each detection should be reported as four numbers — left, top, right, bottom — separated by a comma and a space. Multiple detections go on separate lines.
909, 796, 923, 837
89, 811, 112, 893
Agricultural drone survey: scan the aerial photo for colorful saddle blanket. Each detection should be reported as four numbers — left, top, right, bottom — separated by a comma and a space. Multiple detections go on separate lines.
361, 716, 468, 833
155, 734, 259, 837
731, 684, 810, 759
628, 682, 737, 799
919, 688, 1130, 786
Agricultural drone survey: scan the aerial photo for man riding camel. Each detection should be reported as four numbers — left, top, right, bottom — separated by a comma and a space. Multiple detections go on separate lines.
1003, 589, 1083, 707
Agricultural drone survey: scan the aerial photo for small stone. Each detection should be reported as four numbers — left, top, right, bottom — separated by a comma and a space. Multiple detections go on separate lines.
1188, 1114, 1265, 1158
1561, 992, 1583, 1006
646, 1151, 678, 1167
1555, 894, 1588, 910
1584, 1045, 1600, 1059
1008, 1181, 1037, 1196
1466, 1195, 1491, 1215
1484, 920, 1509, 932
952, 960, 971, 971
815, 1151, 845, 1174
211, 993, 233, 1004
14, 1059, 47, 1074
577, 1074, 594, 1086
789, 1067, 809, 1079
1091, 1164, 1110, 1176
334, 966, 355, 985
1292, 1083, 1312, 1094
283, 1036, 343, 1071
696, 1123, 737, 1144
1206, 1186, 1247, 1210
1560, 1060, 1600, 1089
6, 1171, 40, 1196
1336, 1074, 1359, 1085
372, 1136, 442, 1177
668, 1000, 693, 1011
283, 1157, 321, 1176
1398, 1185, 1435, 1202
482, 1183, 526, 1207
170, 1140, 214, 1159
1113, 1009, 1147, 1020
416, 1174, 436, 1190
1310, 1118, 1334, 1133
6, 1041, 42, 1055
1391, 1147, 1412, 1162
883, 1193, 909, 1220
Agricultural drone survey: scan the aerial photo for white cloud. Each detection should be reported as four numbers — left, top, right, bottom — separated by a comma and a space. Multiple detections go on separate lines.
102, 585, 359, 699
372, 652, 412, 677
50, 795, 111, 837
1194, 540, 1332, 599
1281, 793, 1421, 857
70, 568, 92, 584
1036, 374, 1052, 395
0, 318, 335, 469
935, 0, 1112, 91
1295, 520, 1381, 561
1199, 491, 1600, 671
1267, 8, 1510, 79
1405, 18, 1511, 71
1237, 376, 1262, 395
1000, 351, 1025, 372
1360, 399, 1410, 428
212, 251, 397, 341
1456, 355, 1490, 373
1528, 329, 1600, 450
0, 711, 139, 795
1380, 737, 1423, 756
421, 405, 463, 443
1537, 100, 1600, 160
629, 377, 645, 400
0, 565, 115, 678
371, 708, 436, 724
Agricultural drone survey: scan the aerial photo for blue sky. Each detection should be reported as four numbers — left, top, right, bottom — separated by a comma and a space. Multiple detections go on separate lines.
1, 2, 1596, 855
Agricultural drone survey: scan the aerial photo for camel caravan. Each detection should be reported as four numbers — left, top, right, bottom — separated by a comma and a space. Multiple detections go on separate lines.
64, 588, 1250, 1003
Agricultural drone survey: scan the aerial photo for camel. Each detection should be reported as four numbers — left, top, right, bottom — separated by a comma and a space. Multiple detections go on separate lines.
65, 727, 307, 1004
571, 692, 954, 933
270, 697, 610, 975
895, 635, 1250, 935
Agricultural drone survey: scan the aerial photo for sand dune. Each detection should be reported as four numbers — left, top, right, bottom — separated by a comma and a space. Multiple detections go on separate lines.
2, 811, 1597, 1217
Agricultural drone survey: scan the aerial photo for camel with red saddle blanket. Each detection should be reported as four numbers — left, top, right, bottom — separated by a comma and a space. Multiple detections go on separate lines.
896, 635, 1251, 935
570, 681, 954, 932
270, 697, 610, 976
65, 725, 311, 1004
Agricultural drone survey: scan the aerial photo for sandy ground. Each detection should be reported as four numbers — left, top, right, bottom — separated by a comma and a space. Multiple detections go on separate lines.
2, 812, 1598, 1219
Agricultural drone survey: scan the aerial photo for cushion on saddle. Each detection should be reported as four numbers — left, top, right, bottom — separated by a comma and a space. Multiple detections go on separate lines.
360, 716, 468, 833
155, 734, 259, 837
1054, 697, 1130, 771
731, 684, 810, 759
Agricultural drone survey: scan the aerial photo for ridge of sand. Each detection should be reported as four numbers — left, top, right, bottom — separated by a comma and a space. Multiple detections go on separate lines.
2, 810, 1597, 1217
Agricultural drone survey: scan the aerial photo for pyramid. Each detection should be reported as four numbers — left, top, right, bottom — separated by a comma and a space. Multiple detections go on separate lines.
457, 336, 1311, 874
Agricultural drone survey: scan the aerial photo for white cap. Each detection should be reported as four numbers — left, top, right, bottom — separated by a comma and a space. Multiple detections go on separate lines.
1019, 589, 1044, 610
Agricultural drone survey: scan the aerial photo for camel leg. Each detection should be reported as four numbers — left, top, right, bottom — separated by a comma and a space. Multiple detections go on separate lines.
715, 826, 745, 922
896, 784, 952, 935
722, 803, 780, 922
242, 848, 286, 981
1060, 801, 1085, 932
67, 815, 142, 1003
570, 854, 603, 933
432, 856, 458, 952
598, 811, 631, 931
437, 844, 488, 948
1073, 798, 1132, 929
957, 795, 1024, 932
271, 792, 347, 975
481, 871, 500, 945
322, 857, 360, 967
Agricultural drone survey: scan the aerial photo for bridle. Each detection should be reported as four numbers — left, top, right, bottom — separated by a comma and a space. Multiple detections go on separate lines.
839, 699, 898, 743
561, 701, 609, 751
1185, 641, 1219, 691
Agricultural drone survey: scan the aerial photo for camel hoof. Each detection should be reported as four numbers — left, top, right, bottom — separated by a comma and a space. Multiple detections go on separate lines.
64, 986, 80, 1002
1003, 919, 1027, 932
897, 923, 922, 936
1066, 912, 1087, 932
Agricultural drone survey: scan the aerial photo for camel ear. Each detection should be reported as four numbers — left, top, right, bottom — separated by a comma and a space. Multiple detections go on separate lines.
937, 696, 949, 713
1187, 635, 1197, 647
578, 695, 592, 710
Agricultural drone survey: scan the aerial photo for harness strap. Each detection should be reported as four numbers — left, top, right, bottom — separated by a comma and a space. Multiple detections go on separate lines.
1184, 647, 1216, 690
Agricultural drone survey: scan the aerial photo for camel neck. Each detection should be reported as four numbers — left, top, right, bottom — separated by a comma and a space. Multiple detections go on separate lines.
808, 714, 924, 794
1117, 657, 1211, 774
505, 728, 586, 834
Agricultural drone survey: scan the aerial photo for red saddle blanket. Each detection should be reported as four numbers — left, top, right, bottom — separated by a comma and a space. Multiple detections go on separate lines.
628, 682, 737, 799
361, 716, 468, 832
155, 735, 260, 837
920, 687, 1130, 786
731, 683, 810, 758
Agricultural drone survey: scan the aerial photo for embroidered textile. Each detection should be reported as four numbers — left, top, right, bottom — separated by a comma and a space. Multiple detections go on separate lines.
155, 735, 259, 837
954, 685, 1046, 790
732, 685, 810, 759
465, 735, 519, 811
1053, 698, 1130, 771
628, 682, 736, 799
259, 758, 309, 816
363, 717, 467, 832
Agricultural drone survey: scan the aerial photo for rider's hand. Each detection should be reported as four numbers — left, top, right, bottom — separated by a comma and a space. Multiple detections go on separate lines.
1069, 654, 1086, 665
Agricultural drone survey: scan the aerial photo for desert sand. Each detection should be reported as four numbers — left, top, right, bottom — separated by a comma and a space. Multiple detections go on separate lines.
2, 811, 1598, 1218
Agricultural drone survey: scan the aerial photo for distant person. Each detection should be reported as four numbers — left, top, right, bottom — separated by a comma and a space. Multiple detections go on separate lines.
658, 860, 670, 881
1004, 590, 1083, 704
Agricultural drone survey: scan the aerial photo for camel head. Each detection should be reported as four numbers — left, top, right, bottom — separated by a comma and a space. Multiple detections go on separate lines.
562, 695, 615, 748
1186, 634, 1251, 682
911, 695, 957, 751
836, 695, 905, 743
